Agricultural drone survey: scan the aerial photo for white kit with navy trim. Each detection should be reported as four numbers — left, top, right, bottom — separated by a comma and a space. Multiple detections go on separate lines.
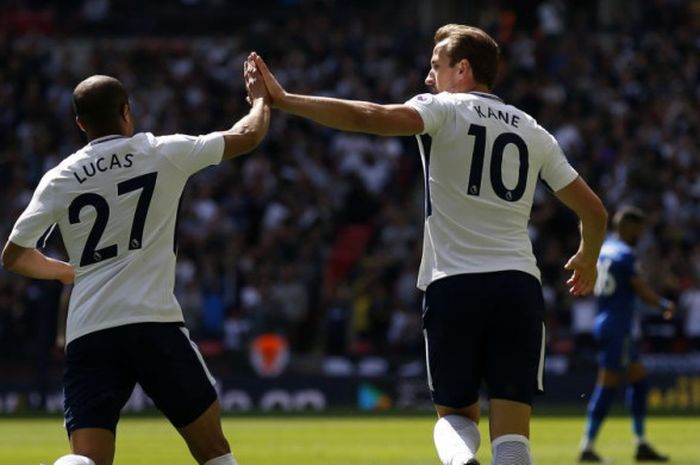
405, 91, 578, 290
10, 132, 224, 344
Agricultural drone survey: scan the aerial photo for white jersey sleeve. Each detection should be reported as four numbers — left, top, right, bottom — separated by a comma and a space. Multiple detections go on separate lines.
405, 93, 450, 135
538, 131, 578, 191
154, 132, 224, 175
9, 170, 57, 248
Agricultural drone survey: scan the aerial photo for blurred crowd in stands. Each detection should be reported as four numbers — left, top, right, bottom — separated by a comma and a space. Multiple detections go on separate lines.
2, 0, 700, 380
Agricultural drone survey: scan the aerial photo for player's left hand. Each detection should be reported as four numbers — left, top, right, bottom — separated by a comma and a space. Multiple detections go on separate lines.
564, 252, 597, 296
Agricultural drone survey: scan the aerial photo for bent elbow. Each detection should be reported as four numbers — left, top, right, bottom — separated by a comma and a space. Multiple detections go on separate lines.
581, 193, 608, 225
240, 131, 265, 154
595, 200, 609, 225
222, 131, 265, 160
1, 250, 16, 272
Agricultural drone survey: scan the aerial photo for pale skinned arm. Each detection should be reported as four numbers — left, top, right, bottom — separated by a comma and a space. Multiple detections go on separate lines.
1, 241, 74, 284
220, 55, 271, 160
252, 53, 424, 136
554, 176, 608, 296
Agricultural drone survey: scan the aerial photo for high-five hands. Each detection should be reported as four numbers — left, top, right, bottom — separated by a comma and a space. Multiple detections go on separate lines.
244, 53, 270, 105
249, 52, 287, 108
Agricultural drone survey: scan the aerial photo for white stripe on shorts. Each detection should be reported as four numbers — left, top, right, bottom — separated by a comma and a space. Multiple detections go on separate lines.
179, 327, 216, 386
537, 322, 545, 392
423, 328, 434, 392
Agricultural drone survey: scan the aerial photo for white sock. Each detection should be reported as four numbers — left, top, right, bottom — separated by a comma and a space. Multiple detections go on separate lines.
433, 414, 481, 465
203, 453, 237, 465
53, 455, 96, 465
492, 434, 532, 465
580, 436, 594, 451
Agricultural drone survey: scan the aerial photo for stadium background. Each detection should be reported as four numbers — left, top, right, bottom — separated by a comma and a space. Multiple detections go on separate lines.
1, 0, 700, 417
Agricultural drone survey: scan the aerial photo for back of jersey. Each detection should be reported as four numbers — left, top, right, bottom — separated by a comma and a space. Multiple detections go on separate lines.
405, 92, 578, 290
9, 132, 223, 344
593, 236, 638, 332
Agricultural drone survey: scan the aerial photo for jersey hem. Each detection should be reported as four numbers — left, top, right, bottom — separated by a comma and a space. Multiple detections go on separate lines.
418, 266, 541, 291
65, 315, 185, 347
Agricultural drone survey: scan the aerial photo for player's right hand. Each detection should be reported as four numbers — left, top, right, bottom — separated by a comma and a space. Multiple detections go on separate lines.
251, 52, 287, 107
564, 252, 597, 296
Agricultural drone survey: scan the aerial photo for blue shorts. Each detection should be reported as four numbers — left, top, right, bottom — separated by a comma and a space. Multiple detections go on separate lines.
594, 331, 640, 372
63, 322, 217, 434
423, 271, 546, 407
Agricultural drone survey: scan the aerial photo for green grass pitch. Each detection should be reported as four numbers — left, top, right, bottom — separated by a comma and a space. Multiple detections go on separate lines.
0, 414, 697, 464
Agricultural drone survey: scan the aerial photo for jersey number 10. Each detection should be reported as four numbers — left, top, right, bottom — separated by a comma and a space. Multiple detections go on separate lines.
68, 172, 158, 267
466, 124, 529, 202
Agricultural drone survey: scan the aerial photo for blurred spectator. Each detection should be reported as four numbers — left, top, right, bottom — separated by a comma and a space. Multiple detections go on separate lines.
680, 277, 700, 351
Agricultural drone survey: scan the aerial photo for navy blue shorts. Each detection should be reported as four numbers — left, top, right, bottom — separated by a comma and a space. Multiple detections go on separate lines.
594, 330, 641, 372
63, 322, 217, 434
423, 271, 546, 407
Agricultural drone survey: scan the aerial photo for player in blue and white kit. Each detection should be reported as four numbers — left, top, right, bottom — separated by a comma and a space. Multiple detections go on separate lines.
579, 206, 674, 463
2, 56, 270, 465
252, 24, 608, 465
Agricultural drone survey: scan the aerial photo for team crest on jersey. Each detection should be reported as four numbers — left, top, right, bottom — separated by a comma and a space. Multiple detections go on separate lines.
416, 93, 433, 103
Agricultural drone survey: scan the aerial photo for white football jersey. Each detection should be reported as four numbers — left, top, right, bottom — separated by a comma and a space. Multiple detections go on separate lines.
405, 91, 578, 290
9, 132, 224, 344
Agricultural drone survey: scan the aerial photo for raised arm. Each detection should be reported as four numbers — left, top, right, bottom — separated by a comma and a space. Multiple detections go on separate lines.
554, 176, 609, 296
220, 55, 271, 160
253, 53, 423, 136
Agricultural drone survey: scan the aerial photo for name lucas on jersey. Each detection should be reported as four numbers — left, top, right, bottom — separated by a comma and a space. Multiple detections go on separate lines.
473, 105, 520, 128
73, 153, 134, 184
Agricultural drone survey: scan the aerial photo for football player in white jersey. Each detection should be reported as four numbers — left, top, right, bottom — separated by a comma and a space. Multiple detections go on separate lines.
1, 56, 270, 465
252, 24, 607, 465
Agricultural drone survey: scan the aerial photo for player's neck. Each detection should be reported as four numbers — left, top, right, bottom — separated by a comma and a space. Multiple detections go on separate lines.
469, 83, 491, 94
614, 232, 634, 246
450, 82, 492, 94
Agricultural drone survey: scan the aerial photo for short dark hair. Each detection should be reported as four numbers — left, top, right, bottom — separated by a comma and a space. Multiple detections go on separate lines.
434, 24, 500, 89
72, 75, 128, 133
613, 205, 646, 230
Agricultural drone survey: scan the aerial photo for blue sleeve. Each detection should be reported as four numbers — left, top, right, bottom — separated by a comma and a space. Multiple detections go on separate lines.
620, 252, 639, 280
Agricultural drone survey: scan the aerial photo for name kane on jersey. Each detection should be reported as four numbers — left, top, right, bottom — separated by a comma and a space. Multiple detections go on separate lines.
473, 104, 521, 128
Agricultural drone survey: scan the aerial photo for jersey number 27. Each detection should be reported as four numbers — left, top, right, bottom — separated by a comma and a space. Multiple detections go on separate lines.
68, 172, 158, 267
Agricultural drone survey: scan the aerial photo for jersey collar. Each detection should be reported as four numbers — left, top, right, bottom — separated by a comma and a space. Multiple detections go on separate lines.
469, 91, 504, 103
89, 135, 127, 145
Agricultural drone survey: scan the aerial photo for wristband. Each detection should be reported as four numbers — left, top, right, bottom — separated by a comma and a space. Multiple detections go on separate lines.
659, 298, 672, 312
